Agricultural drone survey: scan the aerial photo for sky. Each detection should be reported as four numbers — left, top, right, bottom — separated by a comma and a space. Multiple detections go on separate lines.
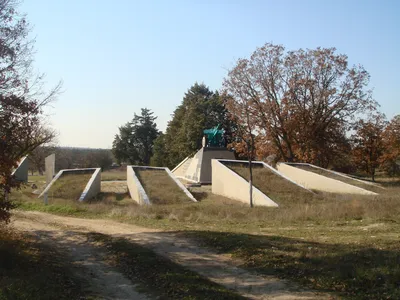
21, 0, 400, 149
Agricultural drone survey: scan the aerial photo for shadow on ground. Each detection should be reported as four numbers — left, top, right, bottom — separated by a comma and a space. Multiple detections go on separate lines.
180, 230, 400, 300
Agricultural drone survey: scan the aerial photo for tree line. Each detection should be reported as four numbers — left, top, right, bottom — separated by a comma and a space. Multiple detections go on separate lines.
28, 147, 114, 174
113, 45, 399, 182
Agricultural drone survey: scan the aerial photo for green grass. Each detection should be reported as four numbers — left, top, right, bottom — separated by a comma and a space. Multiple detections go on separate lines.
225, 162, 318, 206
0, 228, 87, 300
48, 173, 92, 200
294, 164, 384, 194
136, 169, 192, 204
28, 174, 46, 183
89, 232, 245, 300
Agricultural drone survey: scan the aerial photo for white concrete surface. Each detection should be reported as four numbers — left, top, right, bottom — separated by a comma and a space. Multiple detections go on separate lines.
211, 159, 278, 207
277, 163, 377, 195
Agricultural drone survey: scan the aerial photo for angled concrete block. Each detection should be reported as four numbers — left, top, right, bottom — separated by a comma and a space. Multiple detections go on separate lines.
45, 154, 56, 185
127, 166, 197, 205
79, 168, 101, 201
211, 159, 278, 207
174, 147, 236, 184
39, 168, 101, 200
12, 156, 28, 182
277, 163, 377, 195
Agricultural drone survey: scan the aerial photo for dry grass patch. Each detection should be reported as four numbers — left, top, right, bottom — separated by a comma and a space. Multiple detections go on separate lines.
294, 164, 383, 194
89, 232, 245, 299
0, 227, 86, 299
136, 169, 191, 204
101, 170, 126, 181
48, 173, 92, 200
225, 162, 317, 206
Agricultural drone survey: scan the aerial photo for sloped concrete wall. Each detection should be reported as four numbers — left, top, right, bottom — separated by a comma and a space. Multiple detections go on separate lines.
79, 168, 101, 201
219, 159, 312, 193
127, 166, 150, 205
39, 168, 100, 200
45, 154, 56, 184
211, 160, 278, 207
277, 163, 377, 195
128, 166, 197, 204
12, 156, 28, 182
184, 149, 203, 182
172, 156, 192, 178
199, 149, 236, 184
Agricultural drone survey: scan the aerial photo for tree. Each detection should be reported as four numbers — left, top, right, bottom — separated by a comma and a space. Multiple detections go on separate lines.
1, 95, 56, 222
112, 108, 160, 165
150, 133, 167, 167
154, 83, 234, 168
381, 115, 400, 176
0, 0, 60, 223
351, 113, 387, 181
223, 43, 376, 167
28, 145, 56, 175
225, 93, 257, 207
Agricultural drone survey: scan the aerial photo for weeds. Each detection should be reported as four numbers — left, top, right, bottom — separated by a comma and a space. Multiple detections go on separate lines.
136, 169, 191, 204
48, 173, 92, 200
0, 227, 86, 300
89, 232, 246, 299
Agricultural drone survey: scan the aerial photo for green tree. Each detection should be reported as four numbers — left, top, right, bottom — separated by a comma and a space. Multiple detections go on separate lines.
154, 83, 234, 168
150, 133, 167, 167
112, 108, 160, 165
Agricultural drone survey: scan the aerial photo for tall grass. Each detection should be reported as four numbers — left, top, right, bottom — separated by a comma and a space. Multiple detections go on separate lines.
226, 163, 318, 206
136, 169, 191, 204
48, 173, 92, 200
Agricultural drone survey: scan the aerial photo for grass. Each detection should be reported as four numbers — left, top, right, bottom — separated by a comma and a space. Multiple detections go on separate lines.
294, 164, 384, 194
101, 170, 126, 181
11, 175, 400, 299
225, 162, 317, 206
0, 227, 87, 300
48, 173, 92, 200
185, 229, 400, 300
89, 232, 245, 299
28, 174, 46, 183
136, 169, 192, 204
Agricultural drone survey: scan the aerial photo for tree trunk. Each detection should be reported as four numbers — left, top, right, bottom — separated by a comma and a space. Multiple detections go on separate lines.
372, 168, 375, 182
249, 155, 253, 208
247, 140, 254, 208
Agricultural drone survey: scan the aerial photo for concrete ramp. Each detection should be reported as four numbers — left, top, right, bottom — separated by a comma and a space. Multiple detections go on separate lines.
39, 168, 101, 201
277, 163, 378, 195
173, 147, 236, 184
212, 160, 278, 207
172, 156, 193, 177
127, 166, 197, 205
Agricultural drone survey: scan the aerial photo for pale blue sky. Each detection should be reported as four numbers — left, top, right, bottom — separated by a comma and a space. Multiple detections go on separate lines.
21, 0, 400, 148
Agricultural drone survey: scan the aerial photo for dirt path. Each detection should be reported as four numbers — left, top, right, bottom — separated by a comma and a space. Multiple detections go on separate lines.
14, 217, 149, 300
12, 211, 331, 300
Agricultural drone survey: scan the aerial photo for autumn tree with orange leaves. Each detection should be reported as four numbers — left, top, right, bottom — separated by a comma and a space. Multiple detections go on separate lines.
381, 115, 400, 176
351, 113, 387, 181
223, 43, 377, 168
224, 93, 258, 207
